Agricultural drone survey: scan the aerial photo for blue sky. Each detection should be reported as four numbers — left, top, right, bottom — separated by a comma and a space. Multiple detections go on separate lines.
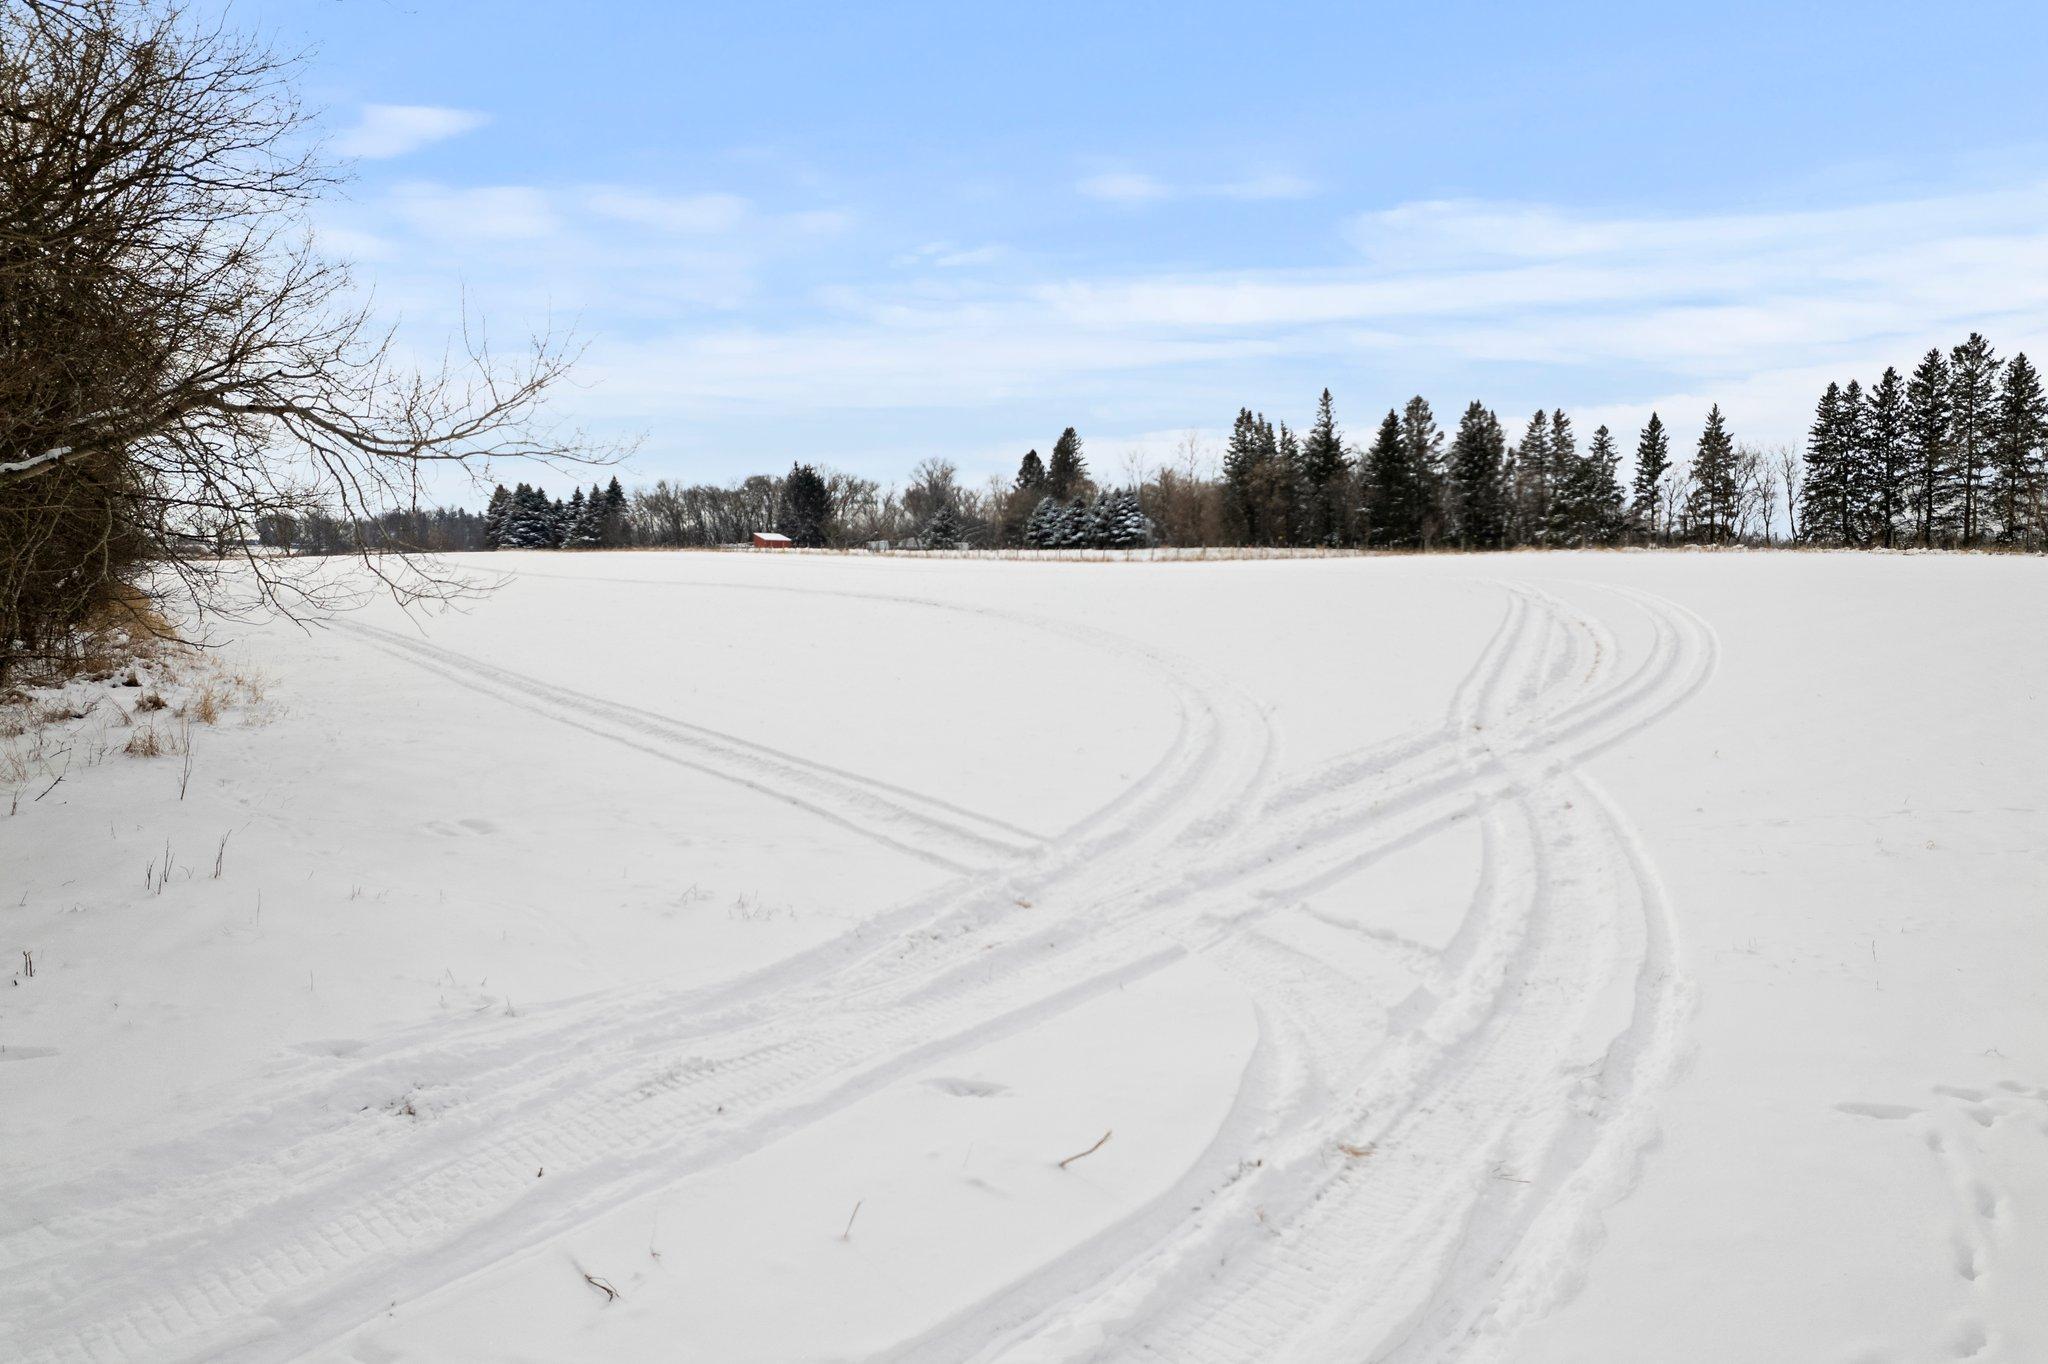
240, 0, 2048, 490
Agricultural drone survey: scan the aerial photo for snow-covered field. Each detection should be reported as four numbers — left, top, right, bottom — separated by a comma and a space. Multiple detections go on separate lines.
4, 550, 2045, 1364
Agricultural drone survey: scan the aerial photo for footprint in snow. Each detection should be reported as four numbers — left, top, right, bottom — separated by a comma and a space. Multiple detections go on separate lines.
927, 1077, 1008, 1098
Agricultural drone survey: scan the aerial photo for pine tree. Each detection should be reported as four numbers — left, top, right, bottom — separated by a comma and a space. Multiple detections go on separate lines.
1398, 396, 1444, 545
499, 483, 558, 548
1864, 367, 1909, 549
1585, 424, 1625, 544
1015, 449, 1047, 492
1268, 422, 1303, 544
1801, 382, 1849, 545
1906, 348, 1953, 546
1362, 408, 1422, 546
1444, 401, 1506, 548
1839, 378, 1869, 545
482, 484, 512, 548
1545, 409, 1577, 544
1298, 388, 1349, 544
1949, 333, 2002, 545
1631, 413, 1670, 541
563, 488, 603, 548
1684, 405, 1740, 544
921, 504, 965, 550
1102, 488, 1153, 547
778, 462, 832, 547
1023, 494, 1062, 548
600, 476, 629, 546
1990, 352, 2046, 545
1046, 427, 1087, 500
1511, 410, 1553, 545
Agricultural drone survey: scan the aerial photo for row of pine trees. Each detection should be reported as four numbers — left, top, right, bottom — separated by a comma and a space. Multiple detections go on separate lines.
441, 329, 2046, 555
1798, 334, 2045, 548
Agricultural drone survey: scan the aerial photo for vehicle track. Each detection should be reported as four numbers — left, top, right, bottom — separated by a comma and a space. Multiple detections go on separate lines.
2, 577, 1711, 1364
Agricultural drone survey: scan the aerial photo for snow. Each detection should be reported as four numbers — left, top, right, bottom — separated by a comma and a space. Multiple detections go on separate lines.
3, 549, 2045, 1364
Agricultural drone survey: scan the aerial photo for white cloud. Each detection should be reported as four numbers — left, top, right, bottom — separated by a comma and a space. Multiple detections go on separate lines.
334, 104, 489, 159
586, 189, 751, 234
1077, 170, 1317, 205
1076, 172, 1174, 204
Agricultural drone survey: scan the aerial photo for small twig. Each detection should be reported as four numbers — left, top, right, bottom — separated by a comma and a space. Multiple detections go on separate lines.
582, 1273, 621, 1303
840, 1198, 863, 1240
1337, 1142, 1375, 1159
212, 830, 230, 879
20, 950, 32, 979
33, 770, 64, 802
1059, 1128, 1113, 1170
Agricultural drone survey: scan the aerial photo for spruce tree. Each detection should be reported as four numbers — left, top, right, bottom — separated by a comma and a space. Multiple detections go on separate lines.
1512, 410, 1553, 545
1631, 414, 1670, 542
1684, 405, 1740, 544
1298, 388, 1349, 544
1906, 348, 1953, 546
1948, 333, 2002, 545
921, 504, 965, 550
1864, 367, 1909, 549
779, 462, 832, 547
1801, 382, 1848, 545
1545, 409, 1577, 544
482, 484, 512, 549
1991, 352, 2046, 545
1839, 379, 1869, 545
1361, 409, 1417, 546
600, 476, 629, 546
1444, 401, 1506, 548
1046, 427, 1087, 500
1585, 424, 1625, 544
1015, 449, 1047, 492
1269, 422, 1303, 545
1398, 396, 1444, 545
1024, 494, 1062, 548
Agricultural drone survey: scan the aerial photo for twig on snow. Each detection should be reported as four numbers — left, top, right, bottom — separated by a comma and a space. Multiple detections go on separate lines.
1059, 1129, 1113, 1170
840, 1199, 863, 1240
583, 1272, 621, 1303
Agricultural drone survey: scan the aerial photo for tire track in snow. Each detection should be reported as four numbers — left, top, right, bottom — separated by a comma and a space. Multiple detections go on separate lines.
0, 578, 1708, 1364
884, 582, 1716, 1363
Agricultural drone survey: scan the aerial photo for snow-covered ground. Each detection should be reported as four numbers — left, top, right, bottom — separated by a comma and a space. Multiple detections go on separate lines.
4, 550, 2044, 1364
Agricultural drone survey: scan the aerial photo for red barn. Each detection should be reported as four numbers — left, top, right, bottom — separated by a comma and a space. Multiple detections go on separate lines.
751, 531, 793, 549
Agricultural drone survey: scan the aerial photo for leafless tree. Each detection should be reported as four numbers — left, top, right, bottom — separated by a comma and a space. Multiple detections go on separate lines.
0, 0, 606, 680
1774, 446, 1804, 544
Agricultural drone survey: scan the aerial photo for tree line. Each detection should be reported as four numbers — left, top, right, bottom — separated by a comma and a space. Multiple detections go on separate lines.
314, 330, 2045, 562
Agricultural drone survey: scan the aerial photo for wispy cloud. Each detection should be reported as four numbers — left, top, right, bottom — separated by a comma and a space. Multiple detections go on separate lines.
1076, 170, 1318, 205
334, 104, 489, 159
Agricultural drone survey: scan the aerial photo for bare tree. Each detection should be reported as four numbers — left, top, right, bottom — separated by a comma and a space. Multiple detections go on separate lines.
1774, 446, 1804, 544
0, 0, 605, 680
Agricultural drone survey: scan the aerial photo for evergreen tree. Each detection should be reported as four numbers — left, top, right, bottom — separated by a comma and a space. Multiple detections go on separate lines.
1839, 378, 1869, 545
1362, 408, 1423, 546
482, 484, 512, 548
921, 504, 965, 550
1864, 367, 1909, 549
1545, 409, 1577, 543
1023, 494, 1063, 548
1631, 413, 1671, 541
1102, 488, 1154, 547
1991, 352, 2046, 545
563, 488, 603, 548
1267, 421, 1303, 544
1801, 381, 1849, 545
1015, 449, 1047, 491
778, 462, 832, 546
1949, 333, 2002, 545
1683, 405, 1740, 544
1222, 407, 1282, 543
1398, 396, 1444, 545
1298, 388, 1349, 544
1906, 348, 1953, 546
1046, 427, 1088, 500
1511, 410, 1553, 545
1585, 424, 1626, 544
600, 476, 629, 546
1444, 401, 1506, 548
499, 483, 557, 548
